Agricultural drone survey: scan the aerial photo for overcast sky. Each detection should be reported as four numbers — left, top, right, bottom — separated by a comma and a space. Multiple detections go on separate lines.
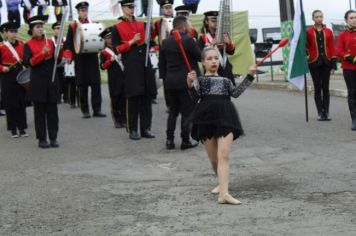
0, 0, 353, 24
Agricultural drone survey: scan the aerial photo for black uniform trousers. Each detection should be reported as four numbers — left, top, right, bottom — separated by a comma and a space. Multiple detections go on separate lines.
33, 102, 59, 141
78, 83, 102, 114
65, 76, 77, 105
309, 65, 331, 114
127, 95, 152, 133
343, 70, 356, 119
166, 89, 194, 142
6, 108, 27, 131
111, 95, 125, 123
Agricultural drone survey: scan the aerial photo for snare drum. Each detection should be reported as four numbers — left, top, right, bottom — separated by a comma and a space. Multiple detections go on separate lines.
16, 69, 31, 89
64, 61, 75, 77
74, 22, 105, 54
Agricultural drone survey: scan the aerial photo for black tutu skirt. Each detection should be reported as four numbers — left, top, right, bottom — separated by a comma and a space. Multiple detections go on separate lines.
189, 95, 244, 141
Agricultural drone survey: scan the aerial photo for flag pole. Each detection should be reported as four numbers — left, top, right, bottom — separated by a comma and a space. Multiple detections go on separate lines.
304, 74, 309, 122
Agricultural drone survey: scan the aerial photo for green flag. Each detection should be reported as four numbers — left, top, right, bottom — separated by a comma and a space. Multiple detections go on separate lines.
288, 0, 309, 90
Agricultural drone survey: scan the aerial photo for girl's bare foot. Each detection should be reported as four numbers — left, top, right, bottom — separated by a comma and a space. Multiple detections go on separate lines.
211, 185, 220, 194
218, 193, 241, 205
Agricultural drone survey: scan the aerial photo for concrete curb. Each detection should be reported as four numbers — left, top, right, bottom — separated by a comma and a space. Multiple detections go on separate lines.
248, 82, 347, 98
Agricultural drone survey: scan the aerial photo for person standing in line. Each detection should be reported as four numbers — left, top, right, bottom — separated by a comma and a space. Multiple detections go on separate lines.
112, 0, 157, 140
337, 10, 356, 130
159, 16, 200, 150
183, 0, 200, 14
63, 1, 106, 118
306, 10, 337, 121
24, 16, 60, 148
0, 22, 28, 138
99, 27, 126, 129
5, 0, 22, 28
199, 11, 237, 85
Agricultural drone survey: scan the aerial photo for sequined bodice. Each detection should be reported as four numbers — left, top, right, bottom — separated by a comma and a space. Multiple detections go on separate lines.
193, 76, 240, 97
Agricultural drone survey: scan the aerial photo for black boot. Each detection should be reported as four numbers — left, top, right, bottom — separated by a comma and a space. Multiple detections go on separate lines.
38, 140, 50, 149
180, 139, 199, 150
166, 139, 175, 150
348, 98, 356, 131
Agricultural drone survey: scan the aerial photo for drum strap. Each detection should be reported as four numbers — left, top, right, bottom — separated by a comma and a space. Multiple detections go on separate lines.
4, 41, 22, 65
104, 47, 124, 71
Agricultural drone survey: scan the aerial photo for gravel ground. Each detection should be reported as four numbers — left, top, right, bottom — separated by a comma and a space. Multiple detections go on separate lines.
0, 86, 355, 236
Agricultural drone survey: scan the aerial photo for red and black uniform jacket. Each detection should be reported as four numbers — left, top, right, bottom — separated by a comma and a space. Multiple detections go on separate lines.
111, 16, 157, 98
306, 25, 337, 69
63, 19, 101, 85
24, 37, 59, 103
337, 27, 356, 71
0, 40, 26, 109
99, 47, 124, 98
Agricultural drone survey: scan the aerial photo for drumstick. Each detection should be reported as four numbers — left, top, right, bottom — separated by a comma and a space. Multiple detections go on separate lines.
173, 30, 192, 72
232, 38, 290, 98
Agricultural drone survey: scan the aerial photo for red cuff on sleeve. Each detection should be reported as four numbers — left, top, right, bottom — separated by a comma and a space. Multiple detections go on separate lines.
102, 59, 113, 70
227, 42, 235, 51
63, 49, 73, 61
117, 42, 131, 54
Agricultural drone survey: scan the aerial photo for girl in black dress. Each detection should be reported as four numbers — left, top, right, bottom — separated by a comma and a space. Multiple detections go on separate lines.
187, 47, 256, 205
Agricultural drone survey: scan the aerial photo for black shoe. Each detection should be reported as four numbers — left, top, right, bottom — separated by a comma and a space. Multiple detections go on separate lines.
70, 104, 76, 109
82, 112, 91, 119
10, 130, 19, 138
317, 112, 324, 121
50, 140, 59, 148
129, 131, 141, 140
180, 140, 199, 150
93, 111, 107, 117
141, 129, 155, 138
351, 118, 356, 131
38, 140, 50, 149
166, 139, 175, 150
114, 121, 125, 128
323, 112, 331, 121
19, 130, 29, 137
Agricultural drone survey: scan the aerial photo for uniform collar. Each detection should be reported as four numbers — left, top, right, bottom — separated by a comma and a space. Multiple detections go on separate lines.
119, 16, 136, 22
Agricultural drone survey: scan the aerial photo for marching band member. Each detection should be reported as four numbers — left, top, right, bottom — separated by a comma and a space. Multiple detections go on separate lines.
112, 0, 157, 140
0, 22, 7, 116
99, 27, 126, 129
187, 47, 256, 204
306, 10, 337, 121
199, 11, 236, 84
151, 0, 174, 112
0, 22, 28, 138
159, 16, 200, 150
338, 10, 356, 131
64, 1, 106, 118
24, 16, 60, 148
174, 5, 198, 39
51, 0, 67, 22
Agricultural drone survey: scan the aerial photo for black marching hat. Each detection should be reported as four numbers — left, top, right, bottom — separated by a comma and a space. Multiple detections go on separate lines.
204, 11, 219, 18
52, 22, 61, 29
175, 5, 190, 16
119, 0, 135, 6
99, 27, 112, 39
160, 0, 174, 7
28, 15, 46, 26
75, 1, 89, 10
0, 23, 8, 32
